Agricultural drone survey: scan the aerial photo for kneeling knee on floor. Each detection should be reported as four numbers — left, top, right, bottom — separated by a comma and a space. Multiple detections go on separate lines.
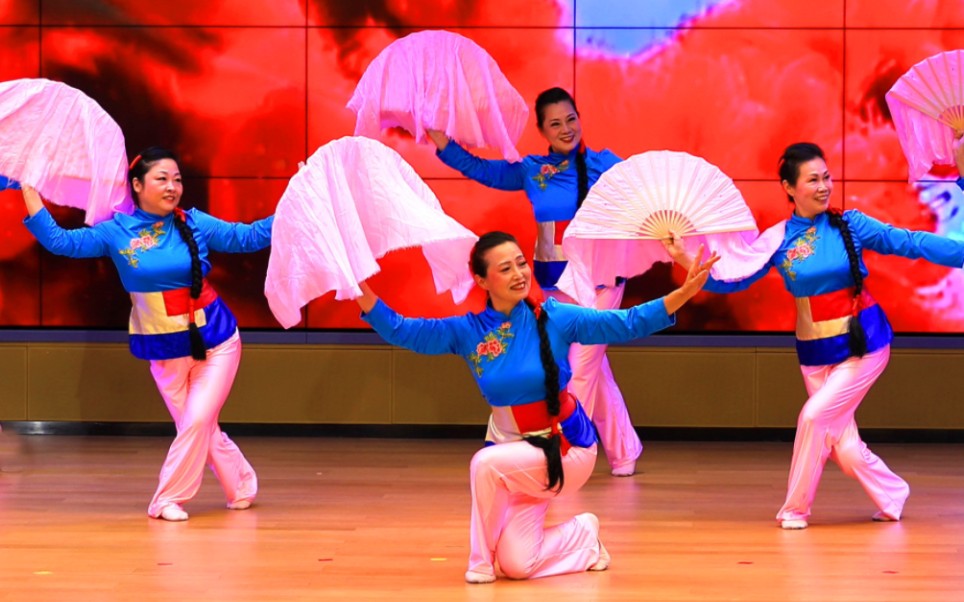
498, 559, 537, 580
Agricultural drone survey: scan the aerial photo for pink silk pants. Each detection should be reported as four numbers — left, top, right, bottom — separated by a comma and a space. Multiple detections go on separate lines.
146, 332, 257, 517
547, 283, 642, 471
776, 345, 909, 522
467, 441, 604, 580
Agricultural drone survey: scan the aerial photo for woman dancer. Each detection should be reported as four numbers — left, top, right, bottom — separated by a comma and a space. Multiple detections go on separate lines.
22, 146, 273, 521
356, 231, 717, 581
427, 87, 641, 476
664, 141, 964, 529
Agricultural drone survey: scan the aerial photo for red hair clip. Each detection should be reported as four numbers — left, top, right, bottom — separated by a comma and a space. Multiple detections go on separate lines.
129, 154, 143, 170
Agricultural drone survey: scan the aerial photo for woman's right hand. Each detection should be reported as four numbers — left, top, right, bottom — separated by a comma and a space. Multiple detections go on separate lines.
21, 184, 44, 217
426, 129, 450, 151
662, 230, 694, 268
356, 280, 379, 313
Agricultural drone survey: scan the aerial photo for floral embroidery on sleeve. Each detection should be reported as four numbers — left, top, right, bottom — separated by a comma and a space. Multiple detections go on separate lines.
118, 221, 166, 268
780, 226, 818, 281
468, 321, 514, 376
531, 159, 570, 190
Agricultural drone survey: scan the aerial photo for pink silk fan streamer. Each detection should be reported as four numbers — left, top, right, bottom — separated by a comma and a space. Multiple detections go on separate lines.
347, 30, 528, 161
265, 136, 478, 329
0, 78, 133, 225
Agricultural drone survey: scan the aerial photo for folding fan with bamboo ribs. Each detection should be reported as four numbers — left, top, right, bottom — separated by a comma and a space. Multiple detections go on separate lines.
886, 49, 964, 183
0, 78, 133, 225
556, 150, 785, 307
347, 29, 528, 161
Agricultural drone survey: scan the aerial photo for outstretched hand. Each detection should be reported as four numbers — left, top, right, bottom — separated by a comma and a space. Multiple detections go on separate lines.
681, 244, 720, 295
662, 243, 720, 315
21, 183, 44, 217
661, 229, 693, 268
426, 129, 450, 151
356, 280, 379, 313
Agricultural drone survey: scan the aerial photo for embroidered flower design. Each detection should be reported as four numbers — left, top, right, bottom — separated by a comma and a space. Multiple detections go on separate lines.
531, 159, 570, 190
469, 321, 514, 376
119, 221, 166, 268
780, 226, 818, 281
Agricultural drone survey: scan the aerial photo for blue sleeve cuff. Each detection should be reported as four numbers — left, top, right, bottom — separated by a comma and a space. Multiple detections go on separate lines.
0, 175, 21, 190
360, 298, 392, 330
436, 140, 468, 166
22, 205, 52, 230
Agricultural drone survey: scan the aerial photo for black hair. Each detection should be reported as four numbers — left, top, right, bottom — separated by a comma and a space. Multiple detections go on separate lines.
535, 87, 589, 209
777, 142, 825, 204
469, 231, 565, 491
469, 231, 519, 279
129, 147, 206, 361
778, 143, 867, 357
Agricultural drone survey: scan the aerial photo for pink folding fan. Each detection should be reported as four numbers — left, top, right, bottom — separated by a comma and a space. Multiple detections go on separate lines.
886, 49, 964, 182
265, 136, 478, 328
0, 78, 133, 225
556, 150, 784, 307
347, 30, 528, 161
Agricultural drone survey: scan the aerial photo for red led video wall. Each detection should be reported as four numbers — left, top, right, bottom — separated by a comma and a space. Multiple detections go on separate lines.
1, 0, 963, 333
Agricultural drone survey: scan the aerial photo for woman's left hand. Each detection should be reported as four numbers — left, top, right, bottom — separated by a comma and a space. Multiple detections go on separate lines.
679, 244, 720, 297
662, 229, 693, 268
661, 244, 719, 315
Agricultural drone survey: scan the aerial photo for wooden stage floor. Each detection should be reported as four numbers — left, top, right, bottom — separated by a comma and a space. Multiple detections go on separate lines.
1, 433, 962, 601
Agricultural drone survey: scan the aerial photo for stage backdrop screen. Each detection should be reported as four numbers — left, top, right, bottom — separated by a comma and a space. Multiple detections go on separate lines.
1, 0, 962, 333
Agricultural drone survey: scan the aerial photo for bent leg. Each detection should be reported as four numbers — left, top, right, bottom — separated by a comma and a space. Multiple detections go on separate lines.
777, 346, 890, 523
467, 442, 602, 581
147, 333, 254, 516
549, 285, 642, 473
832, 419, 909, 519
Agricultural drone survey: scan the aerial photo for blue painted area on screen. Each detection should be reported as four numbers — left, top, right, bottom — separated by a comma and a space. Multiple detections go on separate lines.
563, 0, 732, 57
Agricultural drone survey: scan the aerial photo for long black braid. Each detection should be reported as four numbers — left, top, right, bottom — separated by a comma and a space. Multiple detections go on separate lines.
778, 142, 867, 358
574, 145, 589, 209
826, 210, 868, 357
523, 298, 565, 492
172, 208, 207, 360
128, 146, 207, 360
470, 231, 565, 492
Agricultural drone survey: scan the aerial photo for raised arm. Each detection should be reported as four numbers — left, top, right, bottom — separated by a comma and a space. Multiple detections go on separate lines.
663, 230, 773, 294
847, 210, 964, 268
192, 209, 274, 253
550, 246, 719, 345
356, 281, 463, 355
21, 184, 110, 258
427, 129, 527, 191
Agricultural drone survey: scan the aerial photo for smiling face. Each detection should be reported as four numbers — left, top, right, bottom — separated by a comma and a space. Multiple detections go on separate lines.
132, 158, 183, 216
538, 100, 582, 155
474, 241, 531, 313
784, 157, 832, 219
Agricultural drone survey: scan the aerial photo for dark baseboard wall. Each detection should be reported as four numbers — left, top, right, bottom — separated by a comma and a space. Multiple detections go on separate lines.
4, 421, 963, 444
